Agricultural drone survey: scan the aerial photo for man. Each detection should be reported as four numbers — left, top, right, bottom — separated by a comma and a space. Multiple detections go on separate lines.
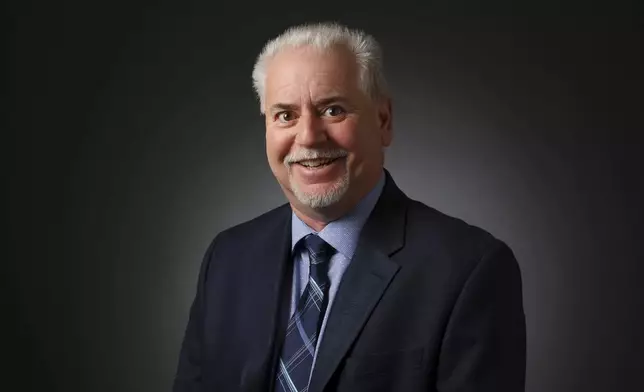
173, 22, 526, 392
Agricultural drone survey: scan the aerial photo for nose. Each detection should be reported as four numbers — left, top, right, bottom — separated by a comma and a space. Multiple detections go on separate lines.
295, 112, 327, 147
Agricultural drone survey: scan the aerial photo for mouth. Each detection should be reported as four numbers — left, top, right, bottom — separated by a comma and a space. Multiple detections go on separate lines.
295, 157, 342, 169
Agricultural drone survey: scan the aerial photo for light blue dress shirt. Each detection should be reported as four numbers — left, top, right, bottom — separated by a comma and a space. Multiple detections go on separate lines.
290, 170, 386, 372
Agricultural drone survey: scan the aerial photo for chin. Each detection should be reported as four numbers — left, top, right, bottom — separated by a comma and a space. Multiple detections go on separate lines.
291, 174, 350, 209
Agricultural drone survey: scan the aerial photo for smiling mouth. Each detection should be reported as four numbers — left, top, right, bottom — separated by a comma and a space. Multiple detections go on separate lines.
296, 157, 341, 168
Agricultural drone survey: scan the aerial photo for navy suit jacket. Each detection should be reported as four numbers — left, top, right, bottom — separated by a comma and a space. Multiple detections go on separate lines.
173, 170, 526, 391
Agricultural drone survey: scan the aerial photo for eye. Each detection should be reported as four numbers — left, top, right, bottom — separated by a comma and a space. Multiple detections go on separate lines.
323, 105, 346, 117
276, 111, 295, 123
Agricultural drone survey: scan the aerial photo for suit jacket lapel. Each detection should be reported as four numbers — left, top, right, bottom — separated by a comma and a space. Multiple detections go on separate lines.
239, 204, 294, 392
308, 171, 408, 392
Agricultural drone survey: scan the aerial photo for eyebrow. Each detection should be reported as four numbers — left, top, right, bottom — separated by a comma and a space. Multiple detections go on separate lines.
268, 103, 299, 114
313, 96, 350, 107
267, 96, 351, 114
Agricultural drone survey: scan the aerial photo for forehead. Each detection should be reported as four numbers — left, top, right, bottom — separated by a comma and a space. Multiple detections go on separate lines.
264, 45, 361, 104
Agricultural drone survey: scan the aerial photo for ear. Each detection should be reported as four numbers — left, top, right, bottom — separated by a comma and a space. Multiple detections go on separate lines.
377, 97, 393, 147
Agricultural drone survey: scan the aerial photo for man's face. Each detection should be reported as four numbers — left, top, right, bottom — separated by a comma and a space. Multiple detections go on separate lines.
263, 45, 392, 216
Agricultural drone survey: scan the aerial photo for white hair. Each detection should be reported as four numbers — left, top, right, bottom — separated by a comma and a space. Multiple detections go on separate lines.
251, 22, 388, 114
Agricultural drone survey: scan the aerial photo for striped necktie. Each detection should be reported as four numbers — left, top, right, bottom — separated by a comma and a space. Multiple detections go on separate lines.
275, 234, 334, 392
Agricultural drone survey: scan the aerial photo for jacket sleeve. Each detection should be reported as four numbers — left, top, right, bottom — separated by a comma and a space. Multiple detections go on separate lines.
436, 240, 527, 392
172, 236, 219, 392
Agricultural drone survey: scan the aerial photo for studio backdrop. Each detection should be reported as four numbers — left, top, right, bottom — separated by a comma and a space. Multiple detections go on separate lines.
8, 3, 643, 391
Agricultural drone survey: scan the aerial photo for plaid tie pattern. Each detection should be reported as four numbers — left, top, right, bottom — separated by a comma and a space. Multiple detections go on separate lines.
275, 234, 335, 392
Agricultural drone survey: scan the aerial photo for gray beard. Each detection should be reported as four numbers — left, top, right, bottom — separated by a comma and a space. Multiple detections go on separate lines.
288, 165, 350, 209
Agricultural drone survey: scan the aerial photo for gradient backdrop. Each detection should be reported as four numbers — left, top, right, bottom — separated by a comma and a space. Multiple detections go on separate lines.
8, 2, 644, 391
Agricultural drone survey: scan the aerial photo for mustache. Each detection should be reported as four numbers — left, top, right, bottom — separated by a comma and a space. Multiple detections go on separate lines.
284, 149, 348, 166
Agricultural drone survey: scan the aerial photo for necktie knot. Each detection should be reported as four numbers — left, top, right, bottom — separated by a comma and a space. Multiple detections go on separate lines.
304, 235, 335, 285
303, 234, 334, 265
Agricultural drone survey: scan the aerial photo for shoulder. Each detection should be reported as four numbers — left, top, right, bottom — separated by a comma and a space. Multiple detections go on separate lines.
196, 202, 291, 278
210, 202, 291, 249
401, 196, 513, 271
381, 171, 507, 260
407, 198, 498, 247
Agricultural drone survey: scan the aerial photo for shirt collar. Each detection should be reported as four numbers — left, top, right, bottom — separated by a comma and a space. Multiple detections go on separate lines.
291, 170, 386, 260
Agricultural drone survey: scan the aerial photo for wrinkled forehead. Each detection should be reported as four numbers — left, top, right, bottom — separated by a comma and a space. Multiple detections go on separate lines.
264, 45, 362, 105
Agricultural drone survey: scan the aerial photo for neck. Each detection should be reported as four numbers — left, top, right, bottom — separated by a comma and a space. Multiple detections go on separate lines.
291, 208, 331, 232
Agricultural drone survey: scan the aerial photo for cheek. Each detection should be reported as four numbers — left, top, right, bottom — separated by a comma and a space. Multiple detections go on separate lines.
328, 120, 362, 149
266, 130, 291, 162
330, 121, 375, 158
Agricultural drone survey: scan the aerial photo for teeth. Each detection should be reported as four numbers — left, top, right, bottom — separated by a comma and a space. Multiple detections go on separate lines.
299, 158, 334, 167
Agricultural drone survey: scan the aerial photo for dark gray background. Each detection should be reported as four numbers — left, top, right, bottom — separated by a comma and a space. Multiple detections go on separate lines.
7, 2, 644, 391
